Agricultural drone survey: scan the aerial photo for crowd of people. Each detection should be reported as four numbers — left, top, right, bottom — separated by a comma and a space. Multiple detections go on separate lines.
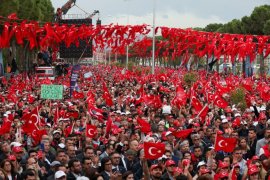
0, 64, 269, 180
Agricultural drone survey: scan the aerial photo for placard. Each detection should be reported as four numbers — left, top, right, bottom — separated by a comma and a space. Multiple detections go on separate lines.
41, 85, 63, 99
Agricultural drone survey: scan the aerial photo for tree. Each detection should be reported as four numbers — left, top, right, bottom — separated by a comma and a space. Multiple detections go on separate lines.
249, 5, 270, 35
204, 23, 223, 32
0, 0, 20, 17
263, 19, 270, 35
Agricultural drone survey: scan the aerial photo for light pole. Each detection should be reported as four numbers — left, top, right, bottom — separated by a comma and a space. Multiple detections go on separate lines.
124, 0, 130, 70
152, 0, 156, 74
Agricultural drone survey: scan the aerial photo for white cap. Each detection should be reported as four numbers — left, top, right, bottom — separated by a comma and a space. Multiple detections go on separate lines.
10, 142, 22, 147
162, 105, 172, 114
260, 106, 266, 111
222, 119, 228, 123
51, 161, 61, 167
55, 171, 66, 179
120, 112, 126, 115
126, 111, 131, 115
53, 130, 61, 134
46, 123, 51, 128
220, 115, 226, 120
116, 110, 121, 114
58, 143, 65, 149
165, 131, 172, 136
158, 120, 165, 126
197, 161, 206, 168
234, 113, 241, 117
130, 104, 135, 107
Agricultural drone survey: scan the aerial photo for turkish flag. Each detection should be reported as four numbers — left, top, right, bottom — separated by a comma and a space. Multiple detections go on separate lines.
172, 129, 193, 139
190, 96, 203, 112
88, 104, 104, 122
86, 124, 97, 138
72, 91, 84, 99
214, 135, 237, 153
31, 129, 47, 144
137, 117, 151, 134
144, 142, 165, 160
213, 95, 228, 109
102, 82, 113, 106
198, 104, 209, 119
63, 111, 79, 119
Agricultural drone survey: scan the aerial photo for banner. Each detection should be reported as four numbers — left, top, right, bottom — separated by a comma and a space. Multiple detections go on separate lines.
41, 85, 63, 99
70, 65, 81, 96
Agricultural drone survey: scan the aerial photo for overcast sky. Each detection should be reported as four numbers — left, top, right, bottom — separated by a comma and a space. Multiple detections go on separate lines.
51, 0, 269, 28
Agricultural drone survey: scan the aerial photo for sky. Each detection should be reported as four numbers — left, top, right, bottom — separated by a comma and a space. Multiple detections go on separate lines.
51, 0, 270, 28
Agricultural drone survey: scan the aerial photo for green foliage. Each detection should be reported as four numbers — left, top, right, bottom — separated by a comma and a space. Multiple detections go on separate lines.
183, 72, 198, 87
0, 0, 20, 17
263, 19, 270, 35
249, 5, 270, 35
230, 87, 247, 111
204, 23, 223, 32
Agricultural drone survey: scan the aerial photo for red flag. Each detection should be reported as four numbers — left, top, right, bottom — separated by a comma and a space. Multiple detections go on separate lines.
63, 111, 79, 119
21, 106, 41, 132
213, 95, 228, 109
72, 91, 84, 99
105, 116, 113, 137
0, 118, 12, 135
53, 107, 59, 124
172, 129, 193, 139
88, 104, 104, 122
190, 96, 203, 112
144, 142, 165, 160
31, 129, 47, 144
198, 104, 209, 119
65, 123, 74, 137
102, 82, 113, 106
86, 124, 97, 138
214, 135, 237, 153
137, 117, 151, 134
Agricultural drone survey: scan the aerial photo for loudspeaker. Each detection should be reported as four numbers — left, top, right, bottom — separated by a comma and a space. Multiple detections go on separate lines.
59, 19, 93, 58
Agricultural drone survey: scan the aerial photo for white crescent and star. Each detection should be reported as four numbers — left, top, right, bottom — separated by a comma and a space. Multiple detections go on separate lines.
88, 129, 94, 136
148, 147, 162, 156
218, 140, 227, 147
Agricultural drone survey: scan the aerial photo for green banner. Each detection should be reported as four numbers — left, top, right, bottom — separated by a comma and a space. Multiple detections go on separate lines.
41, 85, 63, 100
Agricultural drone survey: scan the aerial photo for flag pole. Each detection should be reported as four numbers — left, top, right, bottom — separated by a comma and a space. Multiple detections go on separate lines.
151, 0, 156, 74
195, 103, 208, 119
213, 132, 218, 151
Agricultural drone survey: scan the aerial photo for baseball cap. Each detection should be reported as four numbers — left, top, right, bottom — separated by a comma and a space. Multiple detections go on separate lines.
221, 119, 228, 123
55, 171, 66, 179
248, 164, 259, 175
219, 161, 229, 169
219, 171, 229, 178
8, 155, 16, 161
51, 161, 61, 167
12, 146, 23, 153
165, 131, 172, 136
150, 164, 163, 171
53, 130, 61, 135
234, 113, 241, 117
58, 143, 65, 149
197, 161, 206, 168
200, 168, 211, 175
165, 160, 175, 167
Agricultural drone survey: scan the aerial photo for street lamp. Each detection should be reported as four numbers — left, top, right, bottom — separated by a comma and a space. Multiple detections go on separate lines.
124, 0, 130, 70
151, 0, 156, 74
